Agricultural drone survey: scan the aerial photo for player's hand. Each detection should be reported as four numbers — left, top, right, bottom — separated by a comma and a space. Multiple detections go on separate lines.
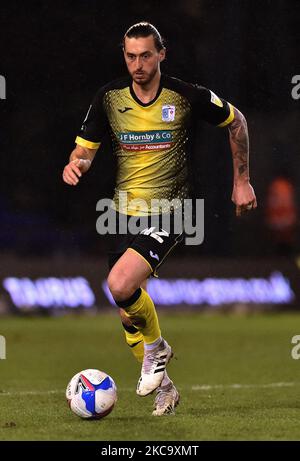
232, 180, 257, 216
62, 159, 91, 186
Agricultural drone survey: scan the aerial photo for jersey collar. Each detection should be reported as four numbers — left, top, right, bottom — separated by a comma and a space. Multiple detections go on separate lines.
129, 75, 164, 107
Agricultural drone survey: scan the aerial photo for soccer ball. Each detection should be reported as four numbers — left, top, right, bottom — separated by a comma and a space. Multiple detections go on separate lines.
66, 369, 117, 419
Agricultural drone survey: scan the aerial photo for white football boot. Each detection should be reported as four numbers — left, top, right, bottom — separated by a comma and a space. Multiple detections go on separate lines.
152, 381, 180, 416
136, 338, 173, 397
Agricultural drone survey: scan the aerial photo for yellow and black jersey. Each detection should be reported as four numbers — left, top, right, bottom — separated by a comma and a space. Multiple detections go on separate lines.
75, 74, 234, 215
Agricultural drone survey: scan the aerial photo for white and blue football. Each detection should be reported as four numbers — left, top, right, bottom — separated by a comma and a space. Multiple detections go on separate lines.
66, 369, 117, 419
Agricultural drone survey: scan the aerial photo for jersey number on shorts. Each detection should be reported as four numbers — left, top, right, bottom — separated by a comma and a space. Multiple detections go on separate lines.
140, 227, 169, 244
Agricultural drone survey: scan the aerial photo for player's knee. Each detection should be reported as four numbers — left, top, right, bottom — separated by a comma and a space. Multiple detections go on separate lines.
107, 272, 137, 302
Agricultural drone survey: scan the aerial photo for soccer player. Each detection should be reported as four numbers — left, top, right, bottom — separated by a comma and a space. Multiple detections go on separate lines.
63, 22, 257, 416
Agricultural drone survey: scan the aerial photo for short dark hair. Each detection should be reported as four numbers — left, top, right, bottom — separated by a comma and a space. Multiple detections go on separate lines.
123, 22, 165, 52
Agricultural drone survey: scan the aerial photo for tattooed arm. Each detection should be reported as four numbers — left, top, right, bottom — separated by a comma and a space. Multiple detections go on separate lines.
228, 107, 257, 216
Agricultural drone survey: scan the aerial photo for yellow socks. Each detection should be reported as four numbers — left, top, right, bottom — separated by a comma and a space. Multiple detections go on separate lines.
117, 287, 163, 362
121, 323, 144, 363
123, 288, 161, 345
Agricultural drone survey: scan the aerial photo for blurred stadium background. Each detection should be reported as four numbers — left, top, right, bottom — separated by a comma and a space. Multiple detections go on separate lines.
0, 0, 299, 314
0, 0, 300, 440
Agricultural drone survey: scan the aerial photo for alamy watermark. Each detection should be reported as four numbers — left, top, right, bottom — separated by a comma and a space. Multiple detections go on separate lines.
96, 192, 204, 245
291, 335, 300, 360
0, 335, 6, 359
0, 75, 6, 99
291, 75, 300, 100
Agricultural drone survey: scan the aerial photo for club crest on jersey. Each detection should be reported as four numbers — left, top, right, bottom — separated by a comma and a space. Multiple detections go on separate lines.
162, 105, 175, 122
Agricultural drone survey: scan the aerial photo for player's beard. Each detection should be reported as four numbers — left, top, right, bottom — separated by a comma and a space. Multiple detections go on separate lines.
131, 67, 158, 86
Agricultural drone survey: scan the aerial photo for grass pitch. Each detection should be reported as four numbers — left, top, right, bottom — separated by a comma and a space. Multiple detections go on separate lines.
0, 311, 300, 441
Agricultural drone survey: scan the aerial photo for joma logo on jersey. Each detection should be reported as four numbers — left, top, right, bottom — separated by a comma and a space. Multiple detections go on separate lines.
162, 105, 175, 122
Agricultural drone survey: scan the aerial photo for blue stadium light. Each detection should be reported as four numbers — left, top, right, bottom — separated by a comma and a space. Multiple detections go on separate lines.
103, 272, 295, 306
3, 277, 95, 309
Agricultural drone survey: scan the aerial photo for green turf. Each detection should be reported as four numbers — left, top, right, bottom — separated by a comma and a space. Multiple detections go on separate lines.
0, 311, 300, 440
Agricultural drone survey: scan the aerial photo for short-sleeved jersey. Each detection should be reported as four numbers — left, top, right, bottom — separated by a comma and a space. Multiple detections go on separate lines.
75, 74, 234, 215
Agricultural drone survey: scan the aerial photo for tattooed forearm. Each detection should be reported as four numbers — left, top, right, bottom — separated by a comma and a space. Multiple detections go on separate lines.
239, 164, 247, 175
228, 107, 250, 183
